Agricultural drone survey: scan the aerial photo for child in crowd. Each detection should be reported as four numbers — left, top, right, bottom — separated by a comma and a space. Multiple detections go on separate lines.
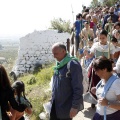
85, 29, 115, 59
111, 36, 120, 62
94, 30, 100, 43
112, 22, 120, 37
93, 23, 102, 43
9, 80, 32, 120
113, 30, 120, 46
80, 38, 94, 68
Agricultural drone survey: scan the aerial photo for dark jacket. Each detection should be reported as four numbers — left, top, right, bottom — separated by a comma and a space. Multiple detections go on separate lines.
102, 14, 118, 29
52, 60, 83, 119
0, 87, 26, 120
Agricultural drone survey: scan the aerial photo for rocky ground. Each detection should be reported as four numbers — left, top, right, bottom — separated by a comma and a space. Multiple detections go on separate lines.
73, 102, 96, 120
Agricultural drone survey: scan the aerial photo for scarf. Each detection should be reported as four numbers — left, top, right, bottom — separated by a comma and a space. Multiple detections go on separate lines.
53, 53, 78, 74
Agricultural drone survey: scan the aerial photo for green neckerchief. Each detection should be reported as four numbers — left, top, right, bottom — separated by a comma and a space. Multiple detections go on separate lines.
53, 53, 78, 74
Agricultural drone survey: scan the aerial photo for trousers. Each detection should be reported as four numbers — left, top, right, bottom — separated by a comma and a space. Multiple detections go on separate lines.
50, 101, 72, 120
93, 110, 120, 120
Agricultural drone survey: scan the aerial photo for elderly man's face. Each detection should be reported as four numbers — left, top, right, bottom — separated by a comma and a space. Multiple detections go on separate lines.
52, 47, 66, 61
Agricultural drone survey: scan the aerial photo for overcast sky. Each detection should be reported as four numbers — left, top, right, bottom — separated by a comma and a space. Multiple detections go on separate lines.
0, 0, 92, 38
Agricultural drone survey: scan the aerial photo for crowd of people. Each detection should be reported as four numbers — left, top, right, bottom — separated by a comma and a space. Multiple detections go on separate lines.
71, 1, 120, 120
1, 1, 120, 120
50, 1, 120, 120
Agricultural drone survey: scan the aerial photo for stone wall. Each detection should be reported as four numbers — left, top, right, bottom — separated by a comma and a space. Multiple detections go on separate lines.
12, 30, 70, 76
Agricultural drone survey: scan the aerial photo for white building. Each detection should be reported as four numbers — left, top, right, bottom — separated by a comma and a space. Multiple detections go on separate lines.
12, 30, 70, 76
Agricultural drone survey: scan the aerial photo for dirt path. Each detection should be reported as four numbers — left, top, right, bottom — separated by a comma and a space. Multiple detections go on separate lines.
73, 102, 96, 120
38, 101, 96, 120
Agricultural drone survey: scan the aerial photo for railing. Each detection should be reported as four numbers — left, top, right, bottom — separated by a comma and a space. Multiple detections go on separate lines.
66, 31, 75, 56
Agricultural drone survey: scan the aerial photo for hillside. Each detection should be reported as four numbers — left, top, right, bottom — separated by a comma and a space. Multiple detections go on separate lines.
0, 42, 54, 120
19, 65, 53, 120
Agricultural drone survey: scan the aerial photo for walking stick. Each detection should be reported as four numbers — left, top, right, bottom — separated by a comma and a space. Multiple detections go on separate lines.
83, 32, 90, 68
108, 23, 112, 59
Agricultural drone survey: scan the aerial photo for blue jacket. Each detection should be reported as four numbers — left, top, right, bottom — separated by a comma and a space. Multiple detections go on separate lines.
52, 60, 83, 119
75, 20, 84, 36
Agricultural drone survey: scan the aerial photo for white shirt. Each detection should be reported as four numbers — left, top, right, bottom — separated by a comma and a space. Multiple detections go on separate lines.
96, 78, 120, 115
90, 42, 115, 55
114, 46, 120, 53
113, 56, 120, 73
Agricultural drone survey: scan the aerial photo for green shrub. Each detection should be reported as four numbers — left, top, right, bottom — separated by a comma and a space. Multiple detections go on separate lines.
50, 18, 71, 33
90, 0, 118, 7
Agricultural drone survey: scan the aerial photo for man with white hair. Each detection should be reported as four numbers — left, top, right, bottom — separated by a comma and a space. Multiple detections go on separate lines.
50, 42, 83, 120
